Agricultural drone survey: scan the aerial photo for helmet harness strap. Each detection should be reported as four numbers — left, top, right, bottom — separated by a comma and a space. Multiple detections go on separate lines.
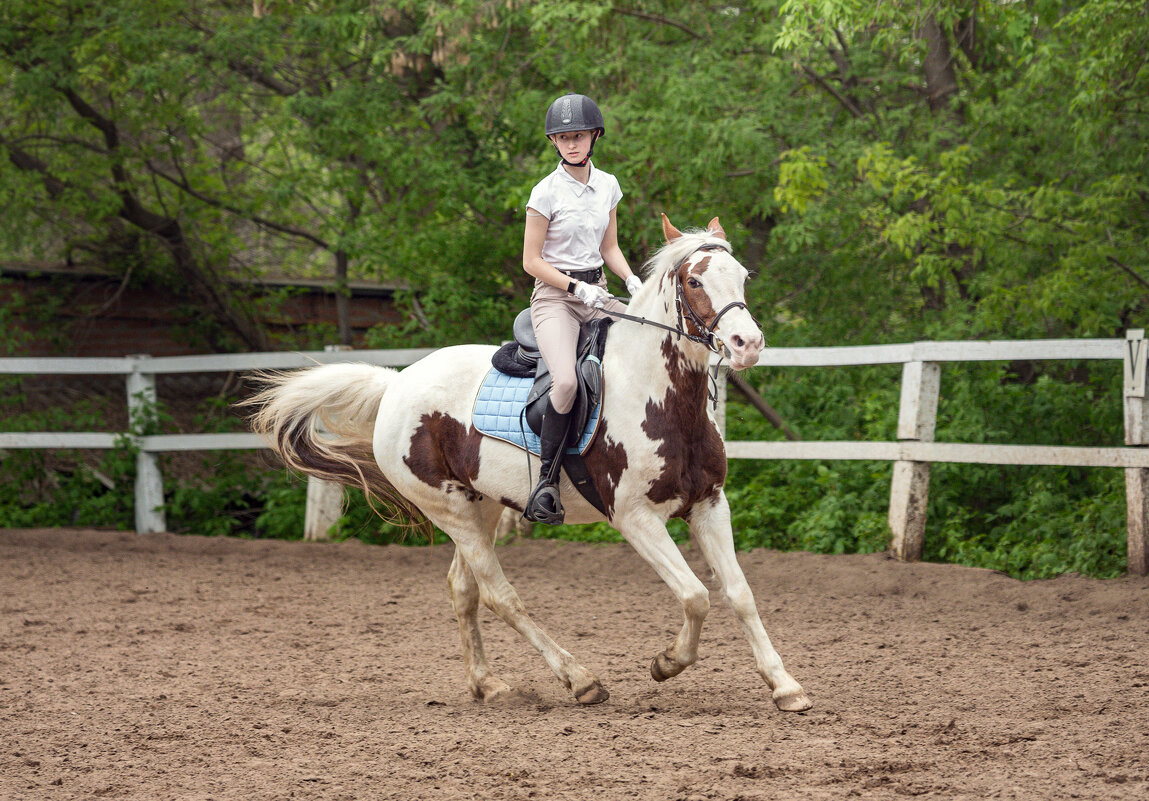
552, 131, 599, 168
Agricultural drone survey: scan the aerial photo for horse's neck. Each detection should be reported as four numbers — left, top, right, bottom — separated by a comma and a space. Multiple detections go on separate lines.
604, 279, 712, 420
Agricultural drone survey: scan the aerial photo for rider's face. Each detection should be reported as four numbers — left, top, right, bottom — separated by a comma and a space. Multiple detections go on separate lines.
550, 130, 595, 163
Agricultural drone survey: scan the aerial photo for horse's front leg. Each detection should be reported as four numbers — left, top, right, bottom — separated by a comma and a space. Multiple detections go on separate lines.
689, 492, 812, 712
615, 509, 711, 682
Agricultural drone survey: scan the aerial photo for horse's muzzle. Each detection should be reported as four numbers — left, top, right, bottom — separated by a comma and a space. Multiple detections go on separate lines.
725, 330, 764, 370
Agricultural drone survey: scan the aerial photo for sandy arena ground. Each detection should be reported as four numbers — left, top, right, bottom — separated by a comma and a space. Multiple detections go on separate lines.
2, 528, 1148, 800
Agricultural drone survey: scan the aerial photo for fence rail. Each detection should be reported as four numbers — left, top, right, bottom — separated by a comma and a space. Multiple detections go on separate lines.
2, 333, 1148, 575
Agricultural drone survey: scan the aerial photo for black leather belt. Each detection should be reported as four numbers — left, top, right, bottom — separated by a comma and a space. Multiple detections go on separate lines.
563, 267, 602, 285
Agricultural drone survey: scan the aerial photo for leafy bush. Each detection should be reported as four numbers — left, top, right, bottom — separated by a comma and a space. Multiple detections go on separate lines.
0, 446, 136, 529
708, 358, 1129, 578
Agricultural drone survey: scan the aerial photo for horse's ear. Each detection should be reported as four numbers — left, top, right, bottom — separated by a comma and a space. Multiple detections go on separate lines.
661, 213, 683, 242
707, 217, 727, 240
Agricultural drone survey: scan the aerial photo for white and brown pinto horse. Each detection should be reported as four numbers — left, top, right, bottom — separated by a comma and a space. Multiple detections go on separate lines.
249, 215, 811, 711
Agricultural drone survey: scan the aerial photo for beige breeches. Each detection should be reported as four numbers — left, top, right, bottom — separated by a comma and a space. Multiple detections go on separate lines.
530, 284, 627, 414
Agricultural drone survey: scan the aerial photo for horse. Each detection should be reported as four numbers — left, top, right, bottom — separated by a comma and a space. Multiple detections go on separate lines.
247, 214, 812, 712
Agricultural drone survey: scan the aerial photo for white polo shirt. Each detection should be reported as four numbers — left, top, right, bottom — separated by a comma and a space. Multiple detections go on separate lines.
526, 162, 623, 274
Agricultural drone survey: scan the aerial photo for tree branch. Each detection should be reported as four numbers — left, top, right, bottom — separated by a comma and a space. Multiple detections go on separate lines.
179, 16, 302, 96
613, 7, 704, 39
1110, 257, 1149, 291
10, 133, 110, 156
145, 161, 331, 250
225, 56, 301, 96
1, 137, 70, 199
799, 64, 866, 118
727, 372, 800, 440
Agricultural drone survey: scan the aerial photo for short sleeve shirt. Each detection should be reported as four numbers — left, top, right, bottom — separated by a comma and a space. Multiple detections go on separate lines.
526, 162, 623, 274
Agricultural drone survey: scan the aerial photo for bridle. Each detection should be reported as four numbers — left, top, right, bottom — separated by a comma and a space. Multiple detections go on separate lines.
602, 243, 753, 358
599, 242, 756, 409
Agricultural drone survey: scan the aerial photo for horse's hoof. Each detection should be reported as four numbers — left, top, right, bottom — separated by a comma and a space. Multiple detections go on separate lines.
650, 651, 686, 682
574, 681, 610, 705
772, 689, 813, 712
474, 677, 513, 703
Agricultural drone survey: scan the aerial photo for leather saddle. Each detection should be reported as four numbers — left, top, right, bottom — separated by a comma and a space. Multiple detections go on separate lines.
492, 309, 612, 446
491, 308, 613, 514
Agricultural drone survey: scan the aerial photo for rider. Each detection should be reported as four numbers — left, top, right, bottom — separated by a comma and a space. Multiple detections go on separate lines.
522, 92, 642, 524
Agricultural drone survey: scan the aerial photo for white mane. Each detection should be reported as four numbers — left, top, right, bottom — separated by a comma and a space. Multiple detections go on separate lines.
640, 229, 733, 280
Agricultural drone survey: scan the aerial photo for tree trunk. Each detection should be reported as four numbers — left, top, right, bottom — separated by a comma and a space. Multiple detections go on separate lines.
58, 86, 270, 351
335, 249, 352, 346
920, 13, 961, 116
954, 13, 978, 70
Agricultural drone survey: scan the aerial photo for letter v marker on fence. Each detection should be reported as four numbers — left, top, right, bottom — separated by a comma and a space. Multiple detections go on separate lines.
1124, 330, 1149, 575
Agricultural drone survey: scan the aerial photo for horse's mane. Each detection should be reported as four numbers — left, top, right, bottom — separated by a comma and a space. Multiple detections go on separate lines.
639, 229, 733, 279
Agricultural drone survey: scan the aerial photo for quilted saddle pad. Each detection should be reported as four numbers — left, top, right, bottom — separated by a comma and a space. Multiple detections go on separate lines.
471, 367, 601, 456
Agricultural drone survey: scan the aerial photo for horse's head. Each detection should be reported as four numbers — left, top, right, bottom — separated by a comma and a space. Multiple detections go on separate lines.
658, 214, 764, 370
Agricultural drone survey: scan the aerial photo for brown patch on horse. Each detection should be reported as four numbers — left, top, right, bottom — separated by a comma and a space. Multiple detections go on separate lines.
582, 418, 629, 518
404, 411, 483, 494
643, 335, 726, 518
677, 255, 718, 340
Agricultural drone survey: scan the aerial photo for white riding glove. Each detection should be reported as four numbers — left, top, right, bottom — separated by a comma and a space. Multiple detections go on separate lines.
625, 275, 642, 296
573, 280, 609, 309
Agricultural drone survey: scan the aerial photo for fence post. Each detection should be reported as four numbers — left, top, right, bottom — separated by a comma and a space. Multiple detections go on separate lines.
304, 344, 353, 541
1123, 329, 1149, 576
126, 356, 166, 534
888, 360, 941, 561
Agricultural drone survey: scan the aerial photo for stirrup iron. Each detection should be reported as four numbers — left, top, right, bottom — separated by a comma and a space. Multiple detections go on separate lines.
524, 481, 565, 525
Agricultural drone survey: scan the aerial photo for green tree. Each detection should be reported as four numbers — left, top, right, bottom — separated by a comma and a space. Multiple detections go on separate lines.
2, 0, 1146, 575
0, 0, 270, 349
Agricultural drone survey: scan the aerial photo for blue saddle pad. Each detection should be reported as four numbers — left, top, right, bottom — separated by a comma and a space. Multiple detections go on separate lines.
472, 365, 601, 456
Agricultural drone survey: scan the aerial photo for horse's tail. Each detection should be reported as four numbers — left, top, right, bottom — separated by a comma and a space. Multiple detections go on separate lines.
245, 363, 430, 534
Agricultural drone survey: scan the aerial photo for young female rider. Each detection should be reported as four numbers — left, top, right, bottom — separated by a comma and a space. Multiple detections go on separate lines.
522, 93, 643, 525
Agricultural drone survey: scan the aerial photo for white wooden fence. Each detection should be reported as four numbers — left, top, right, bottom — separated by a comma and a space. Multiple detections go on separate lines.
0, 347, 435, 537
2, 332, 1148, 575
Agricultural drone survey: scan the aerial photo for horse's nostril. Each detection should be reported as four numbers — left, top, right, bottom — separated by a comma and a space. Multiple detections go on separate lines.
732, 335, 745, 348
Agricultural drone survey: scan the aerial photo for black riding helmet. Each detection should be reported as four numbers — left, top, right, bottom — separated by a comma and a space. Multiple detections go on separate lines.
545, 93, 605, 167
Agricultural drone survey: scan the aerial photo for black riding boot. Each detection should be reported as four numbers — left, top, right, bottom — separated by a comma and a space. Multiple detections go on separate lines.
524, 400, 572, 525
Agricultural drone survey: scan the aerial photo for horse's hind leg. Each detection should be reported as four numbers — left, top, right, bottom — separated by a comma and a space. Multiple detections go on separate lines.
447, 546, 512, 702
435, 499, 609, 705
689, 492, 812, 712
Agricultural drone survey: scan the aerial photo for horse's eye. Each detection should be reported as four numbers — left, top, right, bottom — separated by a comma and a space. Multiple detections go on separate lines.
687, 277, 701, 289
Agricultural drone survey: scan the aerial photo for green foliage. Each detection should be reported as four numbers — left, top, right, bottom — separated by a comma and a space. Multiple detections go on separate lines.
706, 358, 1130, 578
0, 390, 137, 528
0, 447, 136, 529
2, 1, 1146, 576
328, 489, 449, 546
365, 277, 518, 349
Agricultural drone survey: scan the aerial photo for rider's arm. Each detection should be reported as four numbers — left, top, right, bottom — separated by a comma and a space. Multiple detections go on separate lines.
523, 210, 579, 292
599, 207, 635, 283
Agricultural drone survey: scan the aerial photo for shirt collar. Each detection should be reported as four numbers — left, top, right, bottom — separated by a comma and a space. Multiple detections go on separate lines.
554, 161, 597, 195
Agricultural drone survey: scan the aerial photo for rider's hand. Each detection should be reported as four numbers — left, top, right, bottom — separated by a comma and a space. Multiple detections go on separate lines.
574, 280, 609, 309
625, 275, 642, 296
